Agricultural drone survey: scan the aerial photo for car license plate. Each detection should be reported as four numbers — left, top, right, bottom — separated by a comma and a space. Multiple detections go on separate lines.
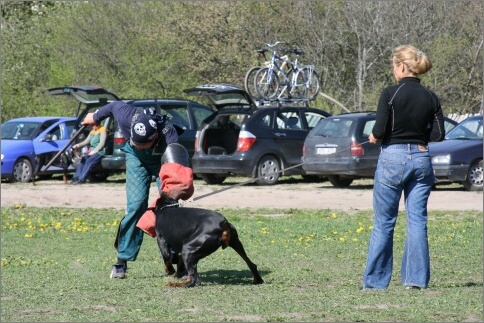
316, 147, 336, 155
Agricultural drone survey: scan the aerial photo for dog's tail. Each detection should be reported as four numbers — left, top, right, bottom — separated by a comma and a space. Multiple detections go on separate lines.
221, 220, 231, 249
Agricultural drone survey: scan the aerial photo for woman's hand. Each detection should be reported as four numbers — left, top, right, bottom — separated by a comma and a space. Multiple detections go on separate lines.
368, 133, 380, 144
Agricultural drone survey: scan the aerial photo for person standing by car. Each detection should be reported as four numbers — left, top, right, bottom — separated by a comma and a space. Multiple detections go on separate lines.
81, 102, 194, 279
362, 45, 445, 290
70, 122, 107, 184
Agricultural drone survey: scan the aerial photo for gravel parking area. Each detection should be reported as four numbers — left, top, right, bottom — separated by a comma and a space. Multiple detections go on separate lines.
1, 177, 482, 211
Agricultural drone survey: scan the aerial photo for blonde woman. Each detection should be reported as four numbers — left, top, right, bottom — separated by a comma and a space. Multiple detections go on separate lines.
362, 45, 445, 290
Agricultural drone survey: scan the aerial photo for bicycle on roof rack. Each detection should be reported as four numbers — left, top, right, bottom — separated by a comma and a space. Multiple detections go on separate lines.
243, 44, 292, 101
250, 41, 321, 103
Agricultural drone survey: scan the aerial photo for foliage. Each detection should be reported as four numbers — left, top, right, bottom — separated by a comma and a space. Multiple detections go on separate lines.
1, 205, 482, 322
1, 1, 483, 122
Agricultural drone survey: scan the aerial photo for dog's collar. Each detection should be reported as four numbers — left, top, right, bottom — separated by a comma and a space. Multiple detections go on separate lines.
147, 201, 180, 212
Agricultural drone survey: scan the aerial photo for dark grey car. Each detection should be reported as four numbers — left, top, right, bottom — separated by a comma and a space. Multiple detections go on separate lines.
302, 112, 380, 187
302, 112, 458, 187
187, 83, 331, 185
49, 86, 217, 180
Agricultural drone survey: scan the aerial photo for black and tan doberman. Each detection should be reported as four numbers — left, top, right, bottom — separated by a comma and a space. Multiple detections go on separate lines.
154, 194, 264, 287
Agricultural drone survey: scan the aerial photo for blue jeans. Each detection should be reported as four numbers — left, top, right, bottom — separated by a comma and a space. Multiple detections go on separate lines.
115, 143, 162, 261
363, 143, 434, 289
73, 153, 104, 182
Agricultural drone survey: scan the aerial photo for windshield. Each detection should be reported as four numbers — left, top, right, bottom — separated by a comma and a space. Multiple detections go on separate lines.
445, 118, 483, 140
1, 121, 43, 140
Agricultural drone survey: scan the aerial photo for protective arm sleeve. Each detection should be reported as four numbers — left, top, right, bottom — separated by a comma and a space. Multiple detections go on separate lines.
136, 143, 194, 237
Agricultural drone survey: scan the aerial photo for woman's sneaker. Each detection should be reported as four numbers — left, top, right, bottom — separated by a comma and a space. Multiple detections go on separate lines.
110, 263, 127, 279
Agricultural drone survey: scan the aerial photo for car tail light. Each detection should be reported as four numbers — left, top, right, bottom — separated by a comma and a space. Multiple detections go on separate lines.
114, 132, 126, 145
350, 140, 364, 156
194, 131, 201, 152
237, 131, 256, 152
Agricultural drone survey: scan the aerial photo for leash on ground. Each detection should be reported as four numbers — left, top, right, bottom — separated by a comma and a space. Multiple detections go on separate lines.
157, 140, 371, 209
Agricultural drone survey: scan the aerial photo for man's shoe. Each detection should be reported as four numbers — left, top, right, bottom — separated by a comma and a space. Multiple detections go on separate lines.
110, 264, 127, 279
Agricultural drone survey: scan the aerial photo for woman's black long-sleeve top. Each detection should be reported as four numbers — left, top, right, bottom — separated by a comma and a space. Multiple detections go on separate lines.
372, 77, 445, 145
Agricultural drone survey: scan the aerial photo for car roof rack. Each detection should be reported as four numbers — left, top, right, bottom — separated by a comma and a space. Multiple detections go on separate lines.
255, 97, 311, 108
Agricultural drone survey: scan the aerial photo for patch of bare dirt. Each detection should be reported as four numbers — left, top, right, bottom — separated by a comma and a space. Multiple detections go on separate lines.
1, 178, 482, 211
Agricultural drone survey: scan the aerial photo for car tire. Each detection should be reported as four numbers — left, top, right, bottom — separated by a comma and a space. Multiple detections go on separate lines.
463, 160, 483, 191
328, 175, 353, 188
201, 174, 227, 185
12, 158, 34, 183
255, 155, 280, 186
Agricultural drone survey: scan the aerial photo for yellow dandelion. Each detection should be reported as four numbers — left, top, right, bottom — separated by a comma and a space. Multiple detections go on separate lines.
331, 213, 337, 218
24, 233, 33, 238
339, 237, 345, 242
356, 227, 364, 233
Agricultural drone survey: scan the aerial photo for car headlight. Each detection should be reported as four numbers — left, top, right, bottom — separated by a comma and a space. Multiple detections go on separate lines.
432, 154, 451, 164
1, 154, 3, 160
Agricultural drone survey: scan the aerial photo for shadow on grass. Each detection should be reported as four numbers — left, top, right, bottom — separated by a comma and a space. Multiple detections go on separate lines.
440, 281, 483, 288
199, 268, 271, 285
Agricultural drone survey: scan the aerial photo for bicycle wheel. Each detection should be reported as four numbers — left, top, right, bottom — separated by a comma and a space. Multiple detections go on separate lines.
254, 67, 280, 100
244, 66, 261, 100
299, 67, 321, 100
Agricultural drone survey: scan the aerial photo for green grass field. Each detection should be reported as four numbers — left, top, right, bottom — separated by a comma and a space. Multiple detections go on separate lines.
1, 206, 482, 322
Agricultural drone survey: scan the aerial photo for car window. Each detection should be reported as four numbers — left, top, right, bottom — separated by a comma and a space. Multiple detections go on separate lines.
362, 120, 376, 137
277, 111, 302, 130
1, 121, 40, 140
159, 106, 191, 129
65, 121, 76, 138
313, 118, 354, 138
446, 118, 483, 140
47, 125, 62, 141
257, 113, 272, 128
304, 111, 327, 130
191, 104, 216, 127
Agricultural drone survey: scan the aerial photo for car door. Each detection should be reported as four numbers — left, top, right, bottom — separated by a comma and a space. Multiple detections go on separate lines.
273, 109, 308, 167
33, 120, 76, 171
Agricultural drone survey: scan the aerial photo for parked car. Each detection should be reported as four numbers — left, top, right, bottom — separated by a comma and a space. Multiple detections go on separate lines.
429, 115, 483, 191
120, 98, 217, 166
187, 83, 332, 185
48, 86, 217, 179
1, 116, 76, 182
302, 112, 459, 187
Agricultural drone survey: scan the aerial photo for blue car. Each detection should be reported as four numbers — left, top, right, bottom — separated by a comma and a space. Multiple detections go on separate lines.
429, 115, 483, 191
1, 116, 76, 182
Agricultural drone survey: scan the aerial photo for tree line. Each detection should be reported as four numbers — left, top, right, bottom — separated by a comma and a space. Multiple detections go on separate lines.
1, 1, 483, 122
